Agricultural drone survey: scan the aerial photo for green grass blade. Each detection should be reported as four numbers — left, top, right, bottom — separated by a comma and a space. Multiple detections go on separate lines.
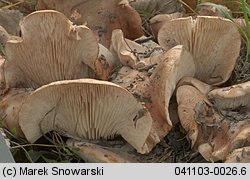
241, 0, 250, 35
137, 10, 154, 18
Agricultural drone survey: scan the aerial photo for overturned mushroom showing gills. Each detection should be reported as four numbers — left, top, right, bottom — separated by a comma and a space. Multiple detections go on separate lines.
113, 45, 195, 150
19, 79, 153, 154
158, 16, 241, 86
177, 80, 250, 161
36, 0, 144, 47
3, 10, 99, 90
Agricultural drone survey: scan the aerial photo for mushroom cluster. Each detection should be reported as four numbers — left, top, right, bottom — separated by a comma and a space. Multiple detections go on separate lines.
0, 10, 153, 154
0, 0, 249, 163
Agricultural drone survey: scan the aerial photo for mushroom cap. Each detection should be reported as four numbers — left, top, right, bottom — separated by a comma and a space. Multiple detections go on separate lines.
149, 12, 182, 39
4, 10, 99, 89
0, 88, 32, 136
177, 80, 250, 161
208, 81, 250, 110
176, 85, 202, 147
145, 45, 195, 143
225, 147, 250, 163
95, 43, 116, 80
19, 79, 152, 154
36, 0, 144, 48
110, 29, 150, 68
110, 29, 163, 69
158, 16, 241, 86
113, 45, 195, 150
177, 77, 213, 95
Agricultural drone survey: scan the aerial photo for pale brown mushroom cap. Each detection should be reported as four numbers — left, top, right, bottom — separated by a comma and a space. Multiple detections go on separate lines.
110, 29, 139, 68
113, 45, 195, 150
110, 29, 163, 69
225, 147, 250, 163
4, 10, 99, 89
0, 88, 32, 136
145, 45, 195, 144
176, 85, 202, 147
95, 44, 116, 80
149, 12, 182, 39
208, 80, 250, 110
19, 79, 152, 154
158, 16, 241, 86
177, 79, 250, 161
177, 77, 213, 95
110, 29, 147, 68
36, 0, 144, 48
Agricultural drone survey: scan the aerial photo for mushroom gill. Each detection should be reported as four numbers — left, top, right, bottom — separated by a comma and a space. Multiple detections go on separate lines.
18, 79, 153, 154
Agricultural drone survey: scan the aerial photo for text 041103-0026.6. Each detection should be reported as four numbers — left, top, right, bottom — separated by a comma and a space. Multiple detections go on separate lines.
174, 166, 247, 176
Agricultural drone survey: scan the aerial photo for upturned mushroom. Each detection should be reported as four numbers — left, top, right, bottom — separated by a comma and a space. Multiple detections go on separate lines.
176, 79, 250, 161
112, 45, 195, 150
36, 0, 144, 47
158, 16, 241, 86
0, 10, 115, 92
18, 79, 153, 154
